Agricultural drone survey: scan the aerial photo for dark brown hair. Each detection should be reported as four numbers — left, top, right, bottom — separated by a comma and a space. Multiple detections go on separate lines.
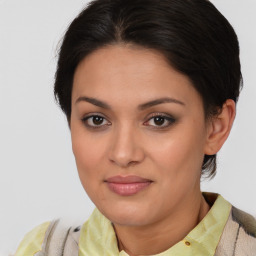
54, 0, 242, 178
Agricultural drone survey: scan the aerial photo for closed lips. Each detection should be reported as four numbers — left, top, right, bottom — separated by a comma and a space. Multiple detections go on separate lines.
105, 175, 153, 183
105, 175, 153, 196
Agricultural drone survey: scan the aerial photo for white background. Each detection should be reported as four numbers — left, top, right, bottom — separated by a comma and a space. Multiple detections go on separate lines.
0, 0, 255, 254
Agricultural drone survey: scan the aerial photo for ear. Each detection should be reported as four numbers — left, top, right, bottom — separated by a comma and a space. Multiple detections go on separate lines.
204, 99, 236, 155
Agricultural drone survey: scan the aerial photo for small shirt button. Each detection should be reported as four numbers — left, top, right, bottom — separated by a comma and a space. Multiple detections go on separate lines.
185, 241, 191, 246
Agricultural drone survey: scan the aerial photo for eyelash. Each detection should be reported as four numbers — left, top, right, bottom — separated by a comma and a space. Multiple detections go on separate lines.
81, 114, 111, 130
81, 113, 176, 130
144, 113, 176, 129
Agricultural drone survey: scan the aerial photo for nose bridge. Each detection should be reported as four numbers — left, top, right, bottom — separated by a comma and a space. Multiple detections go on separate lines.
108, 121, 144, 167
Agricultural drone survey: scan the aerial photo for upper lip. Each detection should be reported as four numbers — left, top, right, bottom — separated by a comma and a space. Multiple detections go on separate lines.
105, 175, 152, 184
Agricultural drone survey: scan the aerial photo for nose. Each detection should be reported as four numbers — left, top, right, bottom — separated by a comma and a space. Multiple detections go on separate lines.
108, 125, 145, 168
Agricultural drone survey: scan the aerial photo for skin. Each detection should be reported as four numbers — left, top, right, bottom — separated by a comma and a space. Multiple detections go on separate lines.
70, 45, 236, 255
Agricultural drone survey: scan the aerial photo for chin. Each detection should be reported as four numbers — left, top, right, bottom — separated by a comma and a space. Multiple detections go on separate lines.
97, 200, 155, 227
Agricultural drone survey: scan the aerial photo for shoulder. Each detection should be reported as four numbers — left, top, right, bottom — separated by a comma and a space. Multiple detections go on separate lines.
14, 221, 51, 256
231, 206, 256, 237
216, 206, 256, 256
14, 220, 81, 256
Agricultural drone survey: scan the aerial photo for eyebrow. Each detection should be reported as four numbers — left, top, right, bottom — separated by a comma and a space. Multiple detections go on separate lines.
75, 96, 185, 110
75, 96, 111, 109
138, 97, 185, 110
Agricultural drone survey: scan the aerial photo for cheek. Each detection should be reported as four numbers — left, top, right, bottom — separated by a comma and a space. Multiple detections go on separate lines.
73, 141, 100, 169
71, 132, 108, 202
149, 124, 206, 181
71, 125, 106, 179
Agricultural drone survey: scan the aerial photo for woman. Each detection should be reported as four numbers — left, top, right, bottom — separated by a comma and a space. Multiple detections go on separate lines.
14, 0, 256, 255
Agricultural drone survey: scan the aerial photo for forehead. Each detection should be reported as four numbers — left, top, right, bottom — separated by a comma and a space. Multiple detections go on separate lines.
72, 45, 202, 109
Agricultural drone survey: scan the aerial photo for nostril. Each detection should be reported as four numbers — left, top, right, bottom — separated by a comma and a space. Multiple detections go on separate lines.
127, 161, 138, 167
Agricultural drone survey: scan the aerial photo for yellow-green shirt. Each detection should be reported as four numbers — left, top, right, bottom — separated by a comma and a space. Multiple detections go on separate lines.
15, 193, 232, 256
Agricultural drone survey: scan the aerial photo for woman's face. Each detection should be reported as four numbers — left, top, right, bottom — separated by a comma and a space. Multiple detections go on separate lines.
71, 45, 210, 226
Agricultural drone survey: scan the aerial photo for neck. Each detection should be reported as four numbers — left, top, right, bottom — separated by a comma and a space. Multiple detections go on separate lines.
114, 191, 210, 256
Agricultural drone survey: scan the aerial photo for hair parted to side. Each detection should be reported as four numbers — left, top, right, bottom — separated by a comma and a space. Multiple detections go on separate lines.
54, 0, 242, 179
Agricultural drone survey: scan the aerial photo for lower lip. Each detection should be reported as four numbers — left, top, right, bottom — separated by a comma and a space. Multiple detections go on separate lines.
106, 182, 152, 196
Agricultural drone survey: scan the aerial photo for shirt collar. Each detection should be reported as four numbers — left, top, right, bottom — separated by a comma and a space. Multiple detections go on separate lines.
79, 193, 231, 256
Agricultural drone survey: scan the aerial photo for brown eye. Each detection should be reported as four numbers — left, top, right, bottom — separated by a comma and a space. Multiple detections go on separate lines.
92, 116, 104, 125
144, 114, 176, 129
153, 116, 165, 126
82, 115, 110, 128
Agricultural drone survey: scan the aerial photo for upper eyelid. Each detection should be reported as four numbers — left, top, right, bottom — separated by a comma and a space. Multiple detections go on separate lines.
147, 112, 173, 117
82, 112, 110, 120
146, 112, 175, 120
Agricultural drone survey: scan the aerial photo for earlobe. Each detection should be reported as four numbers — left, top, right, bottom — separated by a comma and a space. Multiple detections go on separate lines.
204, 99, 236, 155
